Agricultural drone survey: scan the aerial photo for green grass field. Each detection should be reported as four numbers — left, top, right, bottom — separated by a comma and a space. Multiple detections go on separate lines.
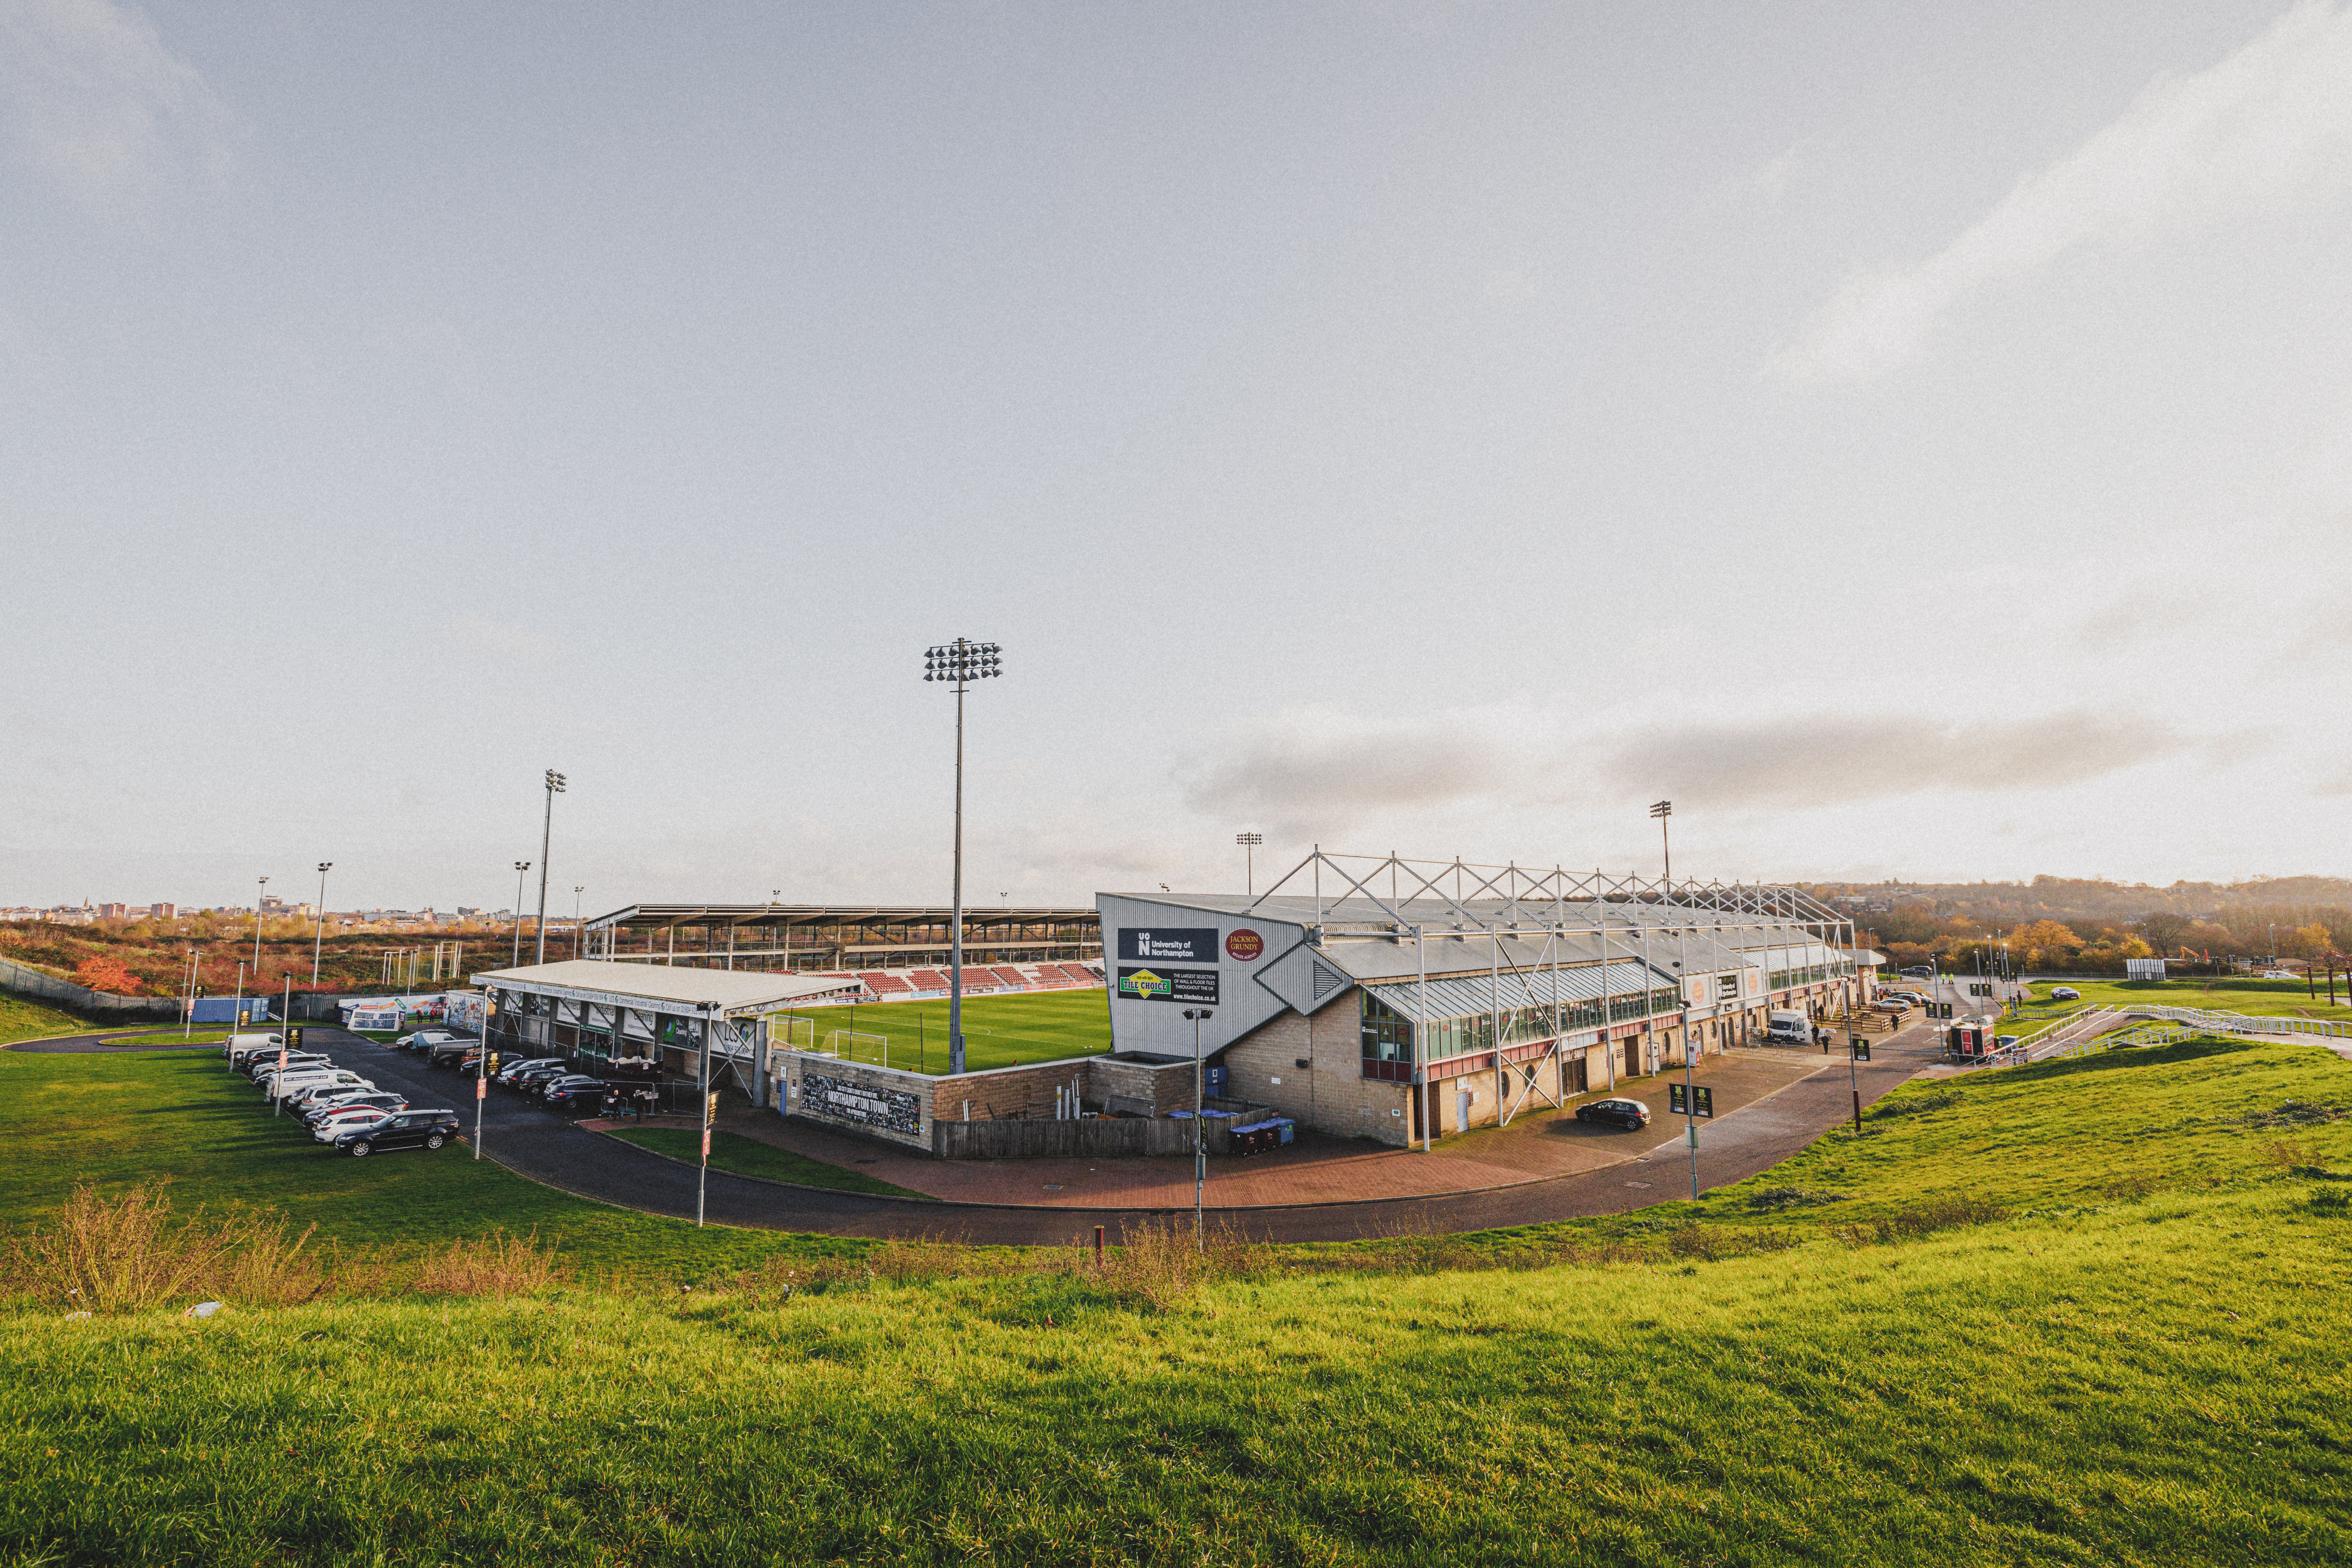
0, 1049, 863, 1280
0, 990, 97, 1047
609, 1126, 932, 1200
771, 985, 1110, 1074
2006, 975, 2352, 1034
4, 1033, 2352, 1562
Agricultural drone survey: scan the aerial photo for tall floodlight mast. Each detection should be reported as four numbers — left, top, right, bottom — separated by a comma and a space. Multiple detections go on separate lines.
923, 639, 1002, 1076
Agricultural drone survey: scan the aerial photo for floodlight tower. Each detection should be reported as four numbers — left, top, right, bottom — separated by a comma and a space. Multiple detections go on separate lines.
1650, 800, 1673, 885
1236, 832, 1263, 895
511, 862, 531, 966
535, 771, 566, 964
923, 638, 1002, 1075
311, 863, 332, 985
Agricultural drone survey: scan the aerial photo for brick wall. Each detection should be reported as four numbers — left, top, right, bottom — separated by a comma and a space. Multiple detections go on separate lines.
925, 1057, 1095, 1125
1218, 1006, 1412, 1147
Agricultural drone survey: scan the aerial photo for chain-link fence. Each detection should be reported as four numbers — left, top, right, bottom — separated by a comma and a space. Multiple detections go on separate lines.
0, 956, 179, 1021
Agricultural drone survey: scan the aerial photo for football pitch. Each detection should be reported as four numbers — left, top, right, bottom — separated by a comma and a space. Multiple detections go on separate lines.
769, 986, 1111, 1075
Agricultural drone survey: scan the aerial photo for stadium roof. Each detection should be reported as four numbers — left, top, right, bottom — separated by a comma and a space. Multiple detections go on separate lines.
470, 959, 862, 1016
583, 903, 1098, 933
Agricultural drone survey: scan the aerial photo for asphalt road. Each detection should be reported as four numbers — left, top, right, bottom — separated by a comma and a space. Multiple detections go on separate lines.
18, 1023, 1947, 1243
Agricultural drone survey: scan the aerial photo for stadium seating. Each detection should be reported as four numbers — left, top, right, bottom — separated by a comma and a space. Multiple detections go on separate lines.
990, 966, 1032, 988
857, 971, 914, 995
907, 970, 950, 992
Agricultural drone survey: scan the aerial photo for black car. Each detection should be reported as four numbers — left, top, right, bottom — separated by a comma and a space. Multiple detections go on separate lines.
511, 1063, 573, 1093
538, 1075, 608, 1111
333, 1110, 461, 1157
1575, 1097, 1651, 1131
495, 1057, 565, 1086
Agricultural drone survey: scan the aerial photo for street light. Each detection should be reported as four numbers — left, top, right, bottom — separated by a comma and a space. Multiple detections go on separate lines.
923, 638, 1002, 1075
511, 862, 531, 966
1236, 832, 1263, 896
1650, 800, 1673, 884
252, 876, 269, 1001
311, 863, 332, 986
536, 771, 566, 964
573, 886, 584, 959
1183, 1006, 1214, 1251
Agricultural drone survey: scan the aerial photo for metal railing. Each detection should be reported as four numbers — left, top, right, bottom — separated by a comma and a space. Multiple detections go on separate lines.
1965, 1001, 2345, 1071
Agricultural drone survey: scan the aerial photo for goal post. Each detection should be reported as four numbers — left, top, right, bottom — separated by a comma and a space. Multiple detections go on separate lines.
824, 1029, 891, 1068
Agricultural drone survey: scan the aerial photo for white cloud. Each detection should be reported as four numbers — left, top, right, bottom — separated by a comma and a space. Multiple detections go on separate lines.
1777, 0, 2352, 384
0, 0, 231, 216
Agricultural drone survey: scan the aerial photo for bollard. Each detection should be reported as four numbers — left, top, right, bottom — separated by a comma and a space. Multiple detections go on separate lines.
1094, 1224, 1105, 1265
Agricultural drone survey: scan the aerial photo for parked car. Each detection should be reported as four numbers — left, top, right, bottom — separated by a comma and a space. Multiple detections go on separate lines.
287, 1077, 376, 1110
426, 1038, 481, 1067
303, 1091, 405, 1126
313, 1107, 397, 1142
396, 1029, 457, 1053
510, 1063, 573, 1093
539, 1076, 610, 1112
247, 1052, 330, 1080
1899, 964, 1935, 978
1575, 1097, 1651, 1130
2050, 986, 2081, 1002
223, 1033, 285, 1062
332, 1110, 462, 1157
495, 1058, 565, 1086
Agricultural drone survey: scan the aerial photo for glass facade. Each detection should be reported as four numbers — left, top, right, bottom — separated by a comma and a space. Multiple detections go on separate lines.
1361, 984, 1681, 1068
1767, 957, 1853, 991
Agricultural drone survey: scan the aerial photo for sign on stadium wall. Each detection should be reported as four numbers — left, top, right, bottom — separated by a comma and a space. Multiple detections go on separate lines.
800, 1071, 924, 1138
1118, 927, 1219, 963
1116, 966, 1220, 1004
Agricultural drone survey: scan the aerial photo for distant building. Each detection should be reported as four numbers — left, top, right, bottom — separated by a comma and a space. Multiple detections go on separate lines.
150, 903, 177, 920
96, 903, 127, 919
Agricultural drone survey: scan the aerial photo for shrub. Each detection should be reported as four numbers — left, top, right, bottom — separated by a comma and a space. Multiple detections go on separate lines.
412, 1231, 563, 1296
0, 1181, 321, 1312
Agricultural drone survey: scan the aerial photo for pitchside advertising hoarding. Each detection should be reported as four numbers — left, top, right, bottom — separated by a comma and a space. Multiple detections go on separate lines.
1112, 922, 1272, 1004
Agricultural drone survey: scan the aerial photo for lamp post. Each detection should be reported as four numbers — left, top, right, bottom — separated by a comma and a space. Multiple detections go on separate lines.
573, 886, 584, 959
311, 863, 332, 986
923, 638, 1002, 1075
511, 862, 531, 966
1183, 1006, 1214, 1251
1236, 832, 1263, 895
1650, 800, 1673, 884
252, 876, 269, 993
535, 771, 566, 964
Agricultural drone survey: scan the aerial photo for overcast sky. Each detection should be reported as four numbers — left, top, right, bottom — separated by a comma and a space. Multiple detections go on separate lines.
4, 0, 2349, 913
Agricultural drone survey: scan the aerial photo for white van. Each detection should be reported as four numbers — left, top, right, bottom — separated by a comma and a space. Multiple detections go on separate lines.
223, 1033, 286, 1063
264, 1068, 370, 1102
1765, 1009, 1813, 1044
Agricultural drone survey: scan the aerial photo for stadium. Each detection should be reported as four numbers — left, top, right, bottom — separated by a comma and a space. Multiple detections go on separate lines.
474, 851, 1876, 1154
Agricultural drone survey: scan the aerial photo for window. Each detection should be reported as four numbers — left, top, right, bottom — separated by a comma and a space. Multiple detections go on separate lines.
1360, 992, 1414, 1063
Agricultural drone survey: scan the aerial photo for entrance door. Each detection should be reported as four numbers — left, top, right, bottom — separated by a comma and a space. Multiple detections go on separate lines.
1568, 1056, 1589, 1094
1455, 1090, 1471, 1134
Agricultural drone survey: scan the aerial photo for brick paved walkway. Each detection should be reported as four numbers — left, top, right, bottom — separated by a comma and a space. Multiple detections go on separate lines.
706, 1047, 1832, 1209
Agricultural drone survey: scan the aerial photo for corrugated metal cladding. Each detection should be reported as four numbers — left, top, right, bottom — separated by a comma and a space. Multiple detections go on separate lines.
1364, 960, 1663, 1024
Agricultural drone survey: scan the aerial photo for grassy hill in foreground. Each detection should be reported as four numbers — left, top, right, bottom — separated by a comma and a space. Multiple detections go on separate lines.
3, 1038, 2350, 1564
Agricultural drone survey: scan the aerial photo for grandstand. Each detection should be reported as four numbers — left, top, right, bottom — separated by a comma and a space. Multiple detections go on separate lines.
580, 904, 1100, 973
1100, 850, 1879, 1147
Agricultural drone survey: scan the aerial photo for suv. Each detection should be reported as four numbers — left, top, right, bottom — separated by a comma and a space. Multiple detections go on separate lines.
2050, 986, 2081, 1002
1575, 1097, 1651, 1131
539, 1076, 609, 1113
495, 1058, 565, 1086
1899, 965, 1935, 979
426, 1037, 481, 1067
332, 1110, 462, 1157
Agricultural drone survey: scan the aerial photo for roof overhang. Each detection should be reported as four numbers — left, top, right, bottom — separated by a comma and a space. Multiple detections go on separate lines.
470, 959, 865, 1018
